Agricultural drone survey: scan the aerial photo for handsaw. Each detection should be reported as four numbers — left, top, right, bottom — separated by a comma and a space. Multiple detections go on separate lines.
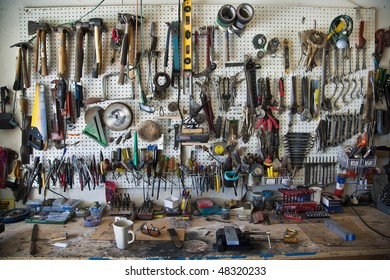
28, 83, 48, 150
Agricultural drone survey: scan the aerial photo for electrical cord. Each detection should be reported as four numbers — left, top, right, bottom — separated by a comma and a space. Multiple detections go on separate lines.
351, 205, 390, 239
328, 14, 353, 47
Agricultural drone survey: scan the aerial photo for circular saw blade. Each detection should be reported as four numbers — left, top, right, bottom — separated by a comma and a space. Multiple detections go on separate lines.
103, 102, 133, 131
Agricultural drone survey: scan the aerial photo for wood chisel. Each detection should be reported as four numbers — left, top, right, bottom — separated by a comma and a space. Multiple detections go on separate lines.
30, 224, 38, 255
167, 228, 183, 248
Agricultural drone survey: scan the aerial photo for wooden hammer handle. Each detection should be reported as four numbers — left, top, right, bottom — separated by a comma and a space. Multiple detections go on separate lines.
94, 26, 101, 64
21, 47, 30, 89
34, 29, 41, 73
128, 22, 135, 80
40, 31, 48, 76
58, 31, 67, 77
74, 29, 84, 82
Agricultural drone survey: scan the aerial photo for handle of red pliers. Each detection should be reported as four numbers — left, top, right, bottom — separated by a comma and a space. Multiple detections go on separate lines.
255, 118, 265, 129
266, 112, 279, 129
279, 78, 285, 97
111, 28, 120, 41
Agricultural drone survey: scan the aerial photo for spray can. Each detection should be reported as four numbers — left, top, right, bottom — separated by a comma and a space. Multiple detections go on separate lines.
335, 173, 347, 196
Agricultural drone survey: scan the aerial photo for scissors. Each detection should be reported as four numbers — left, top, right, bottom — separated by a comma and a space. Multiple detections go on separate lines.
375, 28, 390, 64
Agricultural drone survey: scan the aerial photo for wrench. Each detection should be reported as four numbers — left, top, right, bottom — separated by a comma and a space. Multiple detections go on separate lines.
339, 113, 346, 143
331, 114, 339, 147
353, 110, 359, 135
333, 79, 344, 110
346, 112, 353, 139
355, 45, 360, 72
332, 48, 338, 81
342, 77, 351, 104
326, 114, 332, 147
350, 78, 357, 100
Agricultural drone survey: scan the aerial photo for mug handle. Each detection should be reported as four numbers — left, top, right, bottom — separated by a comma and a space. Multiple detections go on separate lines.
127, 230, 136, 244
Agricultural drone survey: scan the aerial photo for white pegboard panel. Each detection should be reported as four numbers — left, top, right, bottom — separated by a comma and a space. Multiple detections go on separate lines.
18, 4, 375, 195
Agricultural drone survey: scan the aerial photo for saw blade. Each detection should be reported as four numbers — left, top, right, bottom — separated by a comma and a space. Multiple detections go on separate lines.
103, 102, 133, 131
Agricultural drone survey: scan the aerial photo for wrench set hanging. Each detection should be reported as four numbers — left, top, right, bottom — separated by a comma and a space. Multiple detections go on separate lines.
10, 4, 382, 202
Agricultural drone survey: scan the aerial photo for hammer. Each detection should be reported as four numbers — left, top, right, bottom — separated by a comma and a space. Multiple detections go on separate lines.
89, 18, 104, 77
53, 25, 73, 78
117, 13, 134, 85
28, 21, 51, 76
73, 21, 90, 82
10, 42, 32, 90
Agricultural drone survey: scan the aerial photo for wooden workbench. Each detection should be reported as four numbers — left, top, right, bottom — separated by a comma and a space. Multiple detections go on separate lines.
0, 206, 389, 260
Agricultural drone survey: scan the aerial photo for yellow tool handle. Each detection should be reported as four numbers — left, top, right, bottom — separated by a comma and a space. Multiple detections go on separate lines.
182, 0, 193, 72
215, 174, 220, 193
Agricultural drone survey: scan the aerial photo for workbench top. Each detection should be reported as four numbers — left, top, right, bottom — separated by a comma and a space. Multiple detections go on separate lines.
0, 206, 389, 260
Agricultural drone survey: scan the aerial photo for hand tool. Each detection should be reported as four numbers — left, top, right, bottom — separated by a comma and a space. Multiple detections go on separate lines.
374, 28, 390, 66
164, 21, 180, 88
28, 21, 51, 76
167, 228, 183, 248
147, 22, 159, 95
89, 18, 104, 78
342, 77, 351, 104
288, 75, 298, 128
278, 77, 286, 112
365, 71, 375, 125
110, 26, 122, 64
10, 42, 32, 91
297, 76, 312, 122
53, 25, 73, 78
30, 224, 38, 255
283, 39, 290, 74
117, 13, 135, 85
28, 83, 48, 150
356, 20, 366, 70
333, 79, 344, 111
74, 81, 84, 118
49, 80, 65, 141
331, 114, 339, 147
73, 21, 90, 82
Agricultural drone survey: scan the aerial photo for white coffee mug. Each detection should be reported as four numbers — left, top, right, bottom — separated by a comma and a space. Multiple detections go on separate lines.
113, 219, 136, 249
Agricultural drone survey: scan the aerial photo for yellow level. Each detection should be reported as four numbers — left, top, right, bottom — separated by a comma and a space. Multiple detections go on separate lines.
182, 0, 192, 72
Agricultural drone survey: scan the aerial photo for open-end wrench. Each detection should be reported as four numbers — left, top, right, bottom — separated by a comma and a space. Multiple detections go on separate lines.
350, 78, 357, 99
355, 45, 360, 72
339, 113, 346, 143
326, 114, 332, 147
332, 48, 339, 80
342, 77, 351, 104
353, 110, 359, 135
346, 111, 353, 139
332, 114, 339, 147
359, 76, 363, 98
333, 79, 344, 110
341, 48, 345, 77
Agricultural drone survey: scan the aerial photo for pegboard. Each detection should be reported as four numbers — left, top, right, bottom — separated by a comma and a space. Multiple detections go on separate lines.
18, 4, 375, 196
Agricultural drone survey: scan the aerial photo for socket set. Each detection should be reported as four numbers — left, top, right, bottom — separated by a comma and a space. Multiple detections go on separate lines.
304, 210, 330, 219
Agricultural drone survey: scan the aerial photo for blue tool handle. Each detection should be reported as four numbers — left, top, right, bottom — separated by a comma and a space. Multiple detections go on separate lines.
27, 126, 44, 150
